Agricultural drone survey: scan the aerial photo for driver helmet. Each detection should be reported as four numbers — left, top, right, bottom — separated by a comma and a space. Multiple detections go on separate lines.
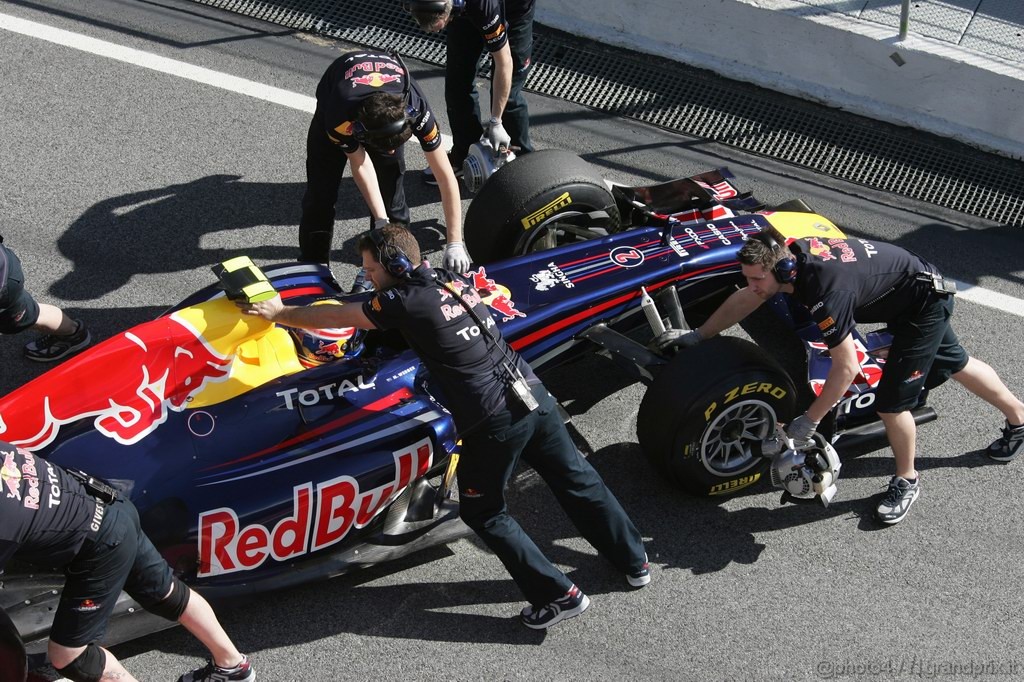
285, 299, 358, 368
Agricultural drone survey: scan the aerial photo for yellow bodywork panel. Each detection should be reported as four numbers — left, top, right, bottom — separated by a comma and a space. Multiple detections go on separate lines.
761, 211, 846, 241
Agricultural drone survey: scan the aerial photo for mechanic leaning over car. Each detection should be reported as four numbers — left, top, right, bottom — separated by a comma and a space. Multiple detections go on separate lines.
242, 223, 650, 629
1, 235, 91, 363
0, 441, 255, 682
299, 49, 470, 272
404, 0, 534, 180
656, 228, 1024, 525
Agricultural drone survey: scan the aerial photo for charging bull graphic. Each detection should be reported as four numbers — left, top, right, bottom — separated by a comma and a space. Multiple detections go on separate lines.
0, 305, 242, 451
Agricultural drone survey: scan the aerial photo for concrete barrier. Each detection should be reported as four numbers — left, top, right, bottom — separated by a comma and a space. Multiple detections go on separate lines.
537, 0, 1024, 160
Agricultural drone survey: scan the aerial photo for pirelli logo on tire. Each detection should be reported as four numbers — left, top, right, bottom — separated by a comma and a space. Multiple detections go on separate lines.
521, 192, 573, 229
709, 472, 762, 496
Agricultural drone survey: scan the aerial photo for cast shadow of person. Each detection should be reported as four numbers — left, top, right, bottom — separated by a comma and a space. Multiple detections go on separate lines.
49, 175, 321, 301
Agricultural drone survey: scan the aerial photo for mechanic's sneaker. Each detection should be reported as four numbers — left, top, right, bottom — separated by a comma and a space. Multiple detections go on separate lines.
627, 553, 651, 588
987, 421, 1024, 462
520, 585, 590, 629
349, 267, 375, 294
177, 655, 254, 682
23, 320, 91, 362
876, 476, 920, 525
422, 152, 464, 186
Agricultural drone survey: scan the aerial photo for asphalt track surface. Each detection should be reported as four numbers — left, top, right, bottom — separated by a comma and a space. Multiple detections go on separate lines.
2, 1, 1024, 680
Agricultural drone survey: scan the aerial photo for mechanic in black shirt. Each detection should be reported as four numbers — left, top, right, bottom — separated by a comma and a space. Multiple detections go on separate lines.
656, 228, 1024, 524
0, 441, 254, 682
242, 223, 650, 629
1, 235, 91, 362
301, 50, 471, 272
404, 0, 535, 179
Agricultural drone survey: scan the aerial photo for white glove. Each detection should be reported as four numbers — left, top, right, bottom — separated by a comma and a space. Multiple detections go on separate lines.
442, 241, 472, 273
785, 414, 820, 444
483, 117, 511, 155
653, 328, 703, 352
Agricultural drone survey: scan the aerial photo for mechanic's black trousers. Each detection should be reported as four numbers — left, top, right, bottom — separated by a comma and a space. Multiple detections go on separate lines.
444, 6, 535, 163
458, 384, 647, 607
299, 110, 409, 263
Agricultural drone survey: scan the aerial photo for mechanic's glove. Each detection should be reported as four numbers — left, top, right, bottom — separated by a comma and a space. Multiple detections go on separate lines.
442, 241, 472, 273
653, 328, 703, 353
370, 216, 390, 232
785, 414, 820, 444
483, 117, 511, 155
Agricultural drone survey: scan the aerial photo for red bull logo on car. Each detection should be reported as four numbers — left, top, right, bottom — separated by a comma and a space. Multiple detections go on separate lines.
0, 310, 234, 450
197, 437, 433, 577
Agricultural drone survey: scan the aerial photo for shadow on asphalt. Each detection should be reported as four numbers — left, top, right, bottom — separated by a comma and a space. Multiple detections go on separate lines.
49, 173, 451, 301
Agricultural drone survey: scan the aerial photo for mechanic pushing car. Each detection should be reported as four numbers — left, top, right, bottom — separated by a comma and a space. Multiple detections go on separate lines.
404, 0, 534, 181
656, 228, 1024, 524
0, 441, 255, 682
299, 49, 471, 272
242, 223, 650, 629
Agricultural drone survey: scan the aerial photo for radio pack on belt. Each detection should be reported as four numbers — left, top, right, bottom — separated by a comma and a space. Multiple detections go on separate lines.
68, 469, 119, 504
917, 272, 958, 297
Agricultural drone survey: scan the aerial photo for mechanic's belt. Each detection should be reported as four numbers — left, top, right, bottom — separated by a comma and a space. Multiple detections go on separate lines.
915, 271, 957, 297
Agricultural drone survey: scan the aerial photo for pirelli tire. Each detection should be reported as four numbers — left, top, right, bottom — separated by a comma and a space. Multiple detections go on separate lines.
464, 149, 620, 264
637, 336, 798, 497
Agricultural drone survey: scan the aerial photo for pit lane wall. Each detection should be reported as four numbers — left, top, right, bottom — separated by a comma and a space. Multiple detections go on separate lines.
537, 0, 1024, 160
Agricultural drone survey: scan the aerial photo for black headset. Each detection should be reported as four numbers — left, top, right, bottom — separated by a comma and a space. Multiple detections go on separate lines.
749, 230, 798, 284
403, 0, 465, 12
350, 51, 419, 146
369, 229, 414, 279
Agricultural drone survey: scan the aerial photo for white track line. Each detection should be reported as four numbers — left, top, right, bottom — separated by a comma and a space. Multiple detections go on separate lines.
0, 12, 315, 112
2, 11, 1024, 319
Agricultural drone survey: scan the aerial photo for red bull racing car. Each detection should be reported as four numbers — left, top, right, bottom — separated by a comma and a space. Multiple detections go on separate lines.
0, 151, 933, 656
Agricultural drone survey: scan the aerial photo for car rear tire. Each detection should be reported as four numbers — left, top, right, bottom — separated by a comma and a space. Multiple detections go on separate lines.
464, 150, 620, 263
637, 336, 798, 497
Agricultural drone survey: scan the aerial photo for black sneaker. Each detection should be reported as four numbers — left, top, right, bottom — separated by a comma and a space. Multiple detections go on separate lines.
23, 320, 91, 362
177, 655, 254, 682
422, 152, 464, 186
876, 476, 920, 525
987, 421, 1024, 462
520, 585, 590, 630
627, 553, 651, 588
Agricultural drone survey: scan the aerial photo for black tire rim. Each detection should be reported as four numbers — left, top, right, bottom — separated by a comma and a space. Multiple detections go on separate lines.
515, 212, 617, 255
700, 399, 778, 476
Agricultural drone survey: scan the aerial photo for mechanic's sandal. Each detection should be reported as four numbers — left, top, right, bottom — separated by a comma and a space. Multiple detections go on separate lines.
987, 421, 1024, 462
627, 553, 651, 588
177, 655, 255, 682
520, 585, 590, 629
876, 476, 920, 525
23, 320, 91, 362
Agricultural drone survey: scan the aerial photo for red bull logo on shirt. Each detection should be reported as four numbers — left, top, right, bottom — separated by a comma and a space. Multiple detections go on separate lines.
197, 437, 433, 577
351, 73, 402, 88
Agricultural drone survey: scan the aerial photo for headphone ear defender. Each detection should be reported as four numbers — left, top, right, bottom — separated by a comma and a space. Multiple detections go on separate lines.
369, 230, 414, 279
751, 230, 798, 284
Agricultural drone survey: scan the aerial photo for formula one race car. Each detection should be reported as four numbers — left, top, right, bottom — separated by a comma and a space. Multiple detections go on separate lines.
0, 151, 933, 657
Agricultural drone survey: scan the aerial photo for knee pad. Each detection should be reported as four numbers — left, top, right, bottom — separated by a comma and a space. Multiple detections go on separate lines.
55, 643, 105, 682
143, 575, 191, 622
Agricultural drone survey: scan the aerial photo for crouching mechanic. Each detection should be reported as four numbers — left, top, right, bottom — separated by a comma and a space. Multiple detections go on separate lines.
300, 49, 470, 272
656, 229, 1024, 525
0, 441, 254, 682
241, 224, 650, 629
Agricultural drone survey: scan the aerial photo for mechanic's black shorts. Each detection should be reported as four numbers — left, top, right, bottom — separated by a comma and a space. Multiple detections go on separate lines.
875, 294, 969, 413
0, 244, 41, 334
49, 498, 174, 648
